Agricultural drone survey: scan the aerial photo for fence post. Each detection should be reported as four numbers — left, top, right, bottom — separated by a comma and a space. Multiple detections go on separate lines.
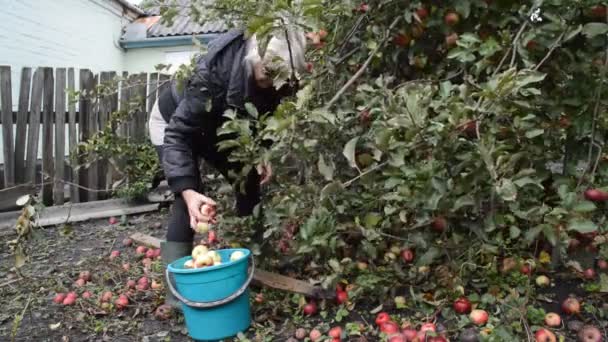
14, 67, 32, 184
41, 67, 54, 206
54, 68, 66, 205
67, 68, 79, 203
26, 69, 43, 185
0, 66, 15, 188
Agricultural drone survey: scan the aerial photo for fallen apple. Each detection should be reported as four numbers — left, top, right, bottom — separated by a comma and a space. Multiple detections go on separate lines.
303, 301, 317, 316
151, 280, 162, 290
295, 328, 307, 339
401, 249, 415, 263
74, 278, 86, 287
578, 325, 602, 342
584, 188, 608, 202
583, 268, 596, 280
62, 296, 76, 305
598, 259, 608, 270
110, 250, 121, 260
309, 329, 322, 341
470, 309, 489, 325
79, 271, 91, 282
336, 290, 348, 304
534, 328, 556, 342
328, 326, 342, 339
53, 293, 66, 304
381, 321, 400, 335
454, 297, 472, 314
536, 275, 550, 287
100, 291, 113, 303
401, 328, 417, 341
82, 291, 92, 299
561, 297, 581, 315
135, 246, 147, 255
115, 294, 129, 310
126, 279, 136, 289
109, 217, 118, 225
122, 263, 130, 271
420, 322, 437, 333
122, 238, 133, 247
394, 296, 406, 307
388, 334, 406, 342
376, 312, 391, 326
428, 336, 448, 342
544, 312, 561, 327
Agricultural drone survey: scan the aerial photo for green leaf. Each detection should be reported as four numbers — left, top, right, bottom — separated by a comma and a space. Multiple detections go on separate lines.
343, 137, 360, 168
525, 129, 544, 139
572, 201, 597, 213
567, 219, 598, 234
582, 23, 608, 38
244, 102, 258, 119
600, 274, 608, 293
363, 213, 382, 228
524, 225, 543, 245
496, 178, 517, 202
317, 155, 334, 181
417, 247, 440, 266
509, 226, 521, 239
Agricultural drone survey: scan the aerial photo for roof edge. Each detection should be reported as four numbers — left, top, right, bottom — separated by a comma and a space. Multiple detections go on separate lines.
113, 0, 146, 16
120, 33, 219, 49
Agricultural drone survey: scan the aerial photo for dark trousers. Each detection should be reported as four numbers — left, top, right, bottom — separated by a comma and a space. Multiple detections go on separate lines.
156, 144, 261, 243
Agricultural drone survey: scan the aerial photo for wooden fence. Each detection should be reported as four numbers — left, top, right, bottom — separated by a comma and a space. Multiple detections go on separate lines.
0, 65, 169, 210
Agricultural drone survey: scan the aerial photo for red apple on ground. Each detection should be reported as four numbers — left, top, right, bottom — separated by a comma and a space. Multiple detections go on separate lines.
376, 312, 391, 326
584, 189, 608, 202
336, 290, 348, 304
66, 291, 77, 299
151, 280, 162, 290
401, 249, 415, 263
598, 259, 608, 270
520, 263, 532, 275
578, 325, 602, 342
328, 326, 342, 339
108, 217, 118, 225
122, 263, 130, 271
115, 294, 129, 310
145, 249, 156, 259
420, 322, 437, 333
470, 309, 489, 325
535, 328, 556, 342
122, 238, 133, 246
74, 278, 86, 287
444, 12, 460, 26
53, 293, 66, 304
583, 268, 596, 280
381, 321, 400, 335
135, 246, 147, 255
561, 297, 581, 315
303, 301, 317, 316
431, 217, 447, 232
428, 336, 448, 342
82, 291, 92, 299
110, 250, 120, 260
402, 328, 417, 341
78, 271, 91, 282
388, 334, 406, 342
309, 329, 322, 341
101, 291, 113, 303
62, 296, 76, 305
544, 312, 561, 327
454, 297, 472, 314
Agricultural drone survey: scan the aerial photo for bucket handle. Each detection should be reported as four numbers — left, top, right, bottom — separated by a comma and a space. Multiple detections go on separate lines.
165, 256, 255, 308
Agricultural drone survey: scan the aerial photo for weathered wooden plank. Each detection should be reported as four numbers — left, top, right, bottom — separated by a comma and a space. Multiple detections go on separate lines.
87, 73, 99, 201
54, 68, 66, 205
78, 69, 93, 201
25, 69, 43, 184
97, 72, 112, 194
118, 72, 129, 140
0, 183, 36, 212
14, 67, 32, 184
67, 68, 79, 203
41, 67, 54, 206
106, 72, 118, 189
129, 233, 333, 298
134, 73, 148, 142
0, 66, 15, 187
0, 198, 159, 234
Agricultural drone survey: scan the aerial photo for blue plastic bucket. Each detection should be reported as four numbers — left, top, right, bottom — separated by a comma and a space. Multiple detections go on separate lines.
166, 248, 253, 341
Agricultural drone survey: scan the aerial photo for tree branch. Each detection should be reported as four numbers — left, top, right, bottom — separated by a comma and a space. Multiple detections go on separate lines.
326, 16, 401, 109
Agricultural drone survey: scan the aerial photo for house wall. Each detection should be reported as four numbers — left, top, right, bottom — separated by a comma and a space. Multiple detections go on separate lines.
123, 45, 202, 74
0, 0, 137, 109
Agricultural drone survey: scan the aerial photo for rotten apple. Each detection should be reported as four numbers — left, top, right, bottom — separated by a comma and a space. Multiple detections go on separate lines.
578, 325, 602, 342
561, 297, 581, 315
534, 328, 556, 342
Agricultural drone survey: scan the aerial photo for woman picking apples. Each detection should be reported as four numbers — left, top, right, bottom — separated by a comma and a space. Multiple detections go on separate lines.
147, 25, 308, 309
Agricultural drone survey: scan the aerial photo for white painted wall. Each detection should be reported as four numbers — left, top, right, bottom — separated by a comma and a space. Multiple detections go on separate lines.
123, 45, 200, 73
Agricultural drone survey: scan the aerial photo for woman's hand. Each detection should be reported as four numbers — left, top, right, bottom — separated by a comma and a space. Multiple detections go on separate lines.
181, 189, 217, 230
257, 162, 273, 185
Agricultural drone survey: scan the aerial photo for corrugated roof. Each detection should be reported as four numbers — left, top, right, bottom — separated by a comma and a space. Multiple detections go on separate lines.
136, 0, 228, 38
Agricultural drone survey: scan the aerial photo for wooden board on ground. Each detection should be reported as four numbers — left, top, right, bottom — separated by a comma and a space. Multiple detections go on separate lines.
129, 232, 332, 299
0, 184, 36, 212
0, 198, 159, 234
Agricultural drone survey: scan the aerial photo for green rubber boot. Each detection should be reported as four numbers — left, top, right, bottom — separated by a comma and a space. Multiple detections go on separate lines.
161, 240, 193, 311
